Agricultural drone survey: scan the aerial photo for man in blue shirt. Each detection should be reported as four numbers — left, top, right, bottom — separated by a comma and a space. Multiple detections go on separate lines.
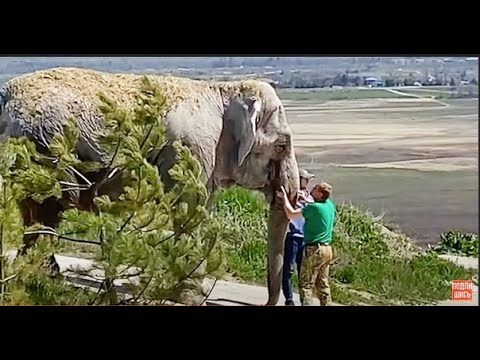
282, 169, 315, 306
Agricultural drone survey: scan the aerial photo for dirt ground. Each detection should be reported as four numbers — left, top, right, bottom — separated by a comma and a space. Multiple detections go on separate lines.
283, 96, 478, 245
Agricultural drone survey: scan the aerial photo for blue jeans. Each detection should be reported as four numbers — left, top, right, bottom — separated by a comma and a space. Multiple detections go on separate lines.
282, 234, 304, 303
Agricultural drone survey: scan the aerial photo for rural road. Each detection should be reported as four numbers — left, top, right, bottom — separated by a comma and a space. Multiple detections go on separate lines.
383, 87, 451, 107
6, 251, 477, 306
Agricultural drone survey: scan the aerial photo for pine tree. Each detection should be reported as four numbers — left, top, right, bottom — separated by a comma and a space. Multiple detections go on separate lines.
0, 77, 226, 305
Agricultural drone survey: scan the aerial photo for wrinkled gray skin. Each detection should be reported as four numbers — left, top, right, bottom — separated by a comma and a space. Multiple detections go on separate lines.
0, 73, 299, 305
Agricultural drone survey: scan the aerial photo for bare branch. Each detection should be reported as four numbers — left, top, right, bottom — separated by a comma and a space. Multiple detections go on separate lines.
117, 268, 145, 279
59, 235, 101, 246
126, 209, 170, 235
0, 274, 16, 284
24, 229, 101, 246
173, 257, 206, 289
133, 272, 154, 303
67, 166, 93, 187
118, 213, 135, 234
107, 167, 119, 180
108, 139, 122, 169
59, 181, 89, 188
61, 187, 91, 192
200, 278, 218, 306
94, 139, 122, 192
139, 124, 154, 150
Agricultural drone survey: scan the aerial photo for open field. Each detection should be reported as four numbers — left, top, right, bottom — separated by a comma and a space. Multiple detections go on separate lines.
283, 94, 478, 246
278, 86, 478, 103
277, 88, 411, 101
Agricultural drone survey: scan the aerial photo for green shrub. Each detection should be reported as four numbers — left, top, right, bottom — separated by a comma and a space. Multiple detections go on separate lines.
433, 230, 478, 257
212, 186, 268, 282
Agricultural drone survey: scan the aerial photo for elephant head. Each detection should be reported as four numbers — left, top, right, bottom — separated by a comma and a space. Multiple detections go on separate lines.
215, 81, 300, 305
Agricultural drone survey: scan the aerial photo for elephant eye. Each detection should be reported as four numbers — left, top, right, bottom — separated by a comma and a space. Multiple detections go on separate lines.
274, 144, 286, 153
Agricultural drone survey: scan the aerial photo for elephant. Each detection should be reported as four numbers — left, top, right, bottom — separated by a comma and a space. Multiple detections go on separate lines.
0, 67, 300, 305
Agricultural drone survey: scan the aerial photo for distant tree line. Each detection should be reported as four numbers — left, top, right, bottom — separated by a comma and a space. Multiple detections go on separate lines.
268, 72, 479, 89
0, 58, 477, 91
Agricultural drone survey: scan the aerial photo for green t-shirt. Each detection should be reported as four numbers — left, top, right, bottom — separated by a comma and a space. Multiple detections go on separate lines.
301, 199, 336, 245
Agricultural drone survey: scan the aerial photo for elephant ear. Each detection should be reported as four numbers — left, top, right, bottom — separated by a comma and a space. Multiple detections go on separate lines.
224, 96, 262, 167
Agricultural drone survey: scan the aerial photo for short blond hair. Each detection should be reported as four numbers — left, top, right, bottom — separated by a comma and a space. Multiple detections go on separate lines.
313, 182, 333, 200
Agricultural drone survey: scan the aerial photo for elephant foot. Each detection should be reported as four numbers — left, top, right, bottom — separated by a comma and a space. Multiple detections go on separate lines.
265, 300, 279, 306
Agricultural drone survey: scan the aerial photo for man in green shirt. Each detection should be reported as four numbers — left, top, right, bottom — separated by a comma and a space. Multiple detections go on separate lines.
277, 182, 336, 306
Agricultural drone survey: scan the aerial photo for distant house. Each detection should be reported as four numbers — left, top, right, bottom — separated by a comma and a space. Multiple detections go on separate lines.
365, 76, 382, 87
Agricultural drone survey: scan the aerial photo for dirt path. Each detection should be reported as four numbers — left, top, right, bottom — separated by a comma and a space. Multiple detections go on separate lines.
384, 88, 451, 107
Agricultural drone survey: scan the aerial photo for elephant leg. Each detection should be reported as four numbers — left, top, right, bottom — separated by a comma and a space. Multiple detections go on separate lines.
265, 206, 290, 305
17, 196, 69, 277
150, 143, 178, 192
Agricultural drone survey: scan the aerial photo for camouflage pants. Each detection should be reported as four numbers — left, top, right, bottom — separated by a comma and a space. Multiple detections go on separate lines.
299, 244, 333, 306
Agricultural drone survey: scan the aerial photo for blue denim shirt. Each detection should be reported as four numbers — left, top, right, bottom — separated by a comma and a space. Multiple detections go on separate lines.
287, 192, 313, 238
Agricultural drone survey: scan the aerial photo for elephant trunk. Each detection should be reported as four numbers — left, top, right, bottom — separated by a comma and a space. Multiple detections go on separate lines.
265, 152, 299, 305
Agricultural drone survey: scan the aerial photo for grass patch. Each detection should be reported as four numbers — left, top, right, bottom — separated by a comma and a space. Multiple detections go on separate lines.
277, 88, 408, 102
432, 230, 478, 257
396, 89, 451, 99
399, 89, 478, 100
211, 186, 268, 283
329, 205, 475, 304
213, 187, 476, 305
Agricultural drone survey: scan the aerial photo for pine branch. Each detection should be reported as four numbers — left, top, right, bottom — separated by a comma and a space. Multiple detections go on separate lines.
118, 213, 135, 234
0, 81, 221, 306
139, 124, 154, 150
132, 272, 154, 303
116, 267, 146, 279
109, 139, 122, 169
59, 235, 101, 246
131, 215, 170, 235
200, 278, 217, 306
89, 282, 105, 305
94, 139, 122, 192
173, 257, 207, 289
0, 274, 17, 284
24, 228, 101, 246
127, 212, 158, 234
154, 192, 201, 247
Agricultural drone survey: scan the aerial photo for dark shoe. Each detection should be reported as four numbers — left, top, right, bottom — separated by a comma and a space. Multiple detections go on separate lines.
285, 300, 295, 306
47, 254, 61, 278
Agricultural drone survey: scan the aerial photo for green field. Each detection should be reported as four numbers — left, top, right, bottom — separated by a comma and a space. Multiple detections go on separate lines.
277, 88, 409, 101
277, 86, 478, 103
